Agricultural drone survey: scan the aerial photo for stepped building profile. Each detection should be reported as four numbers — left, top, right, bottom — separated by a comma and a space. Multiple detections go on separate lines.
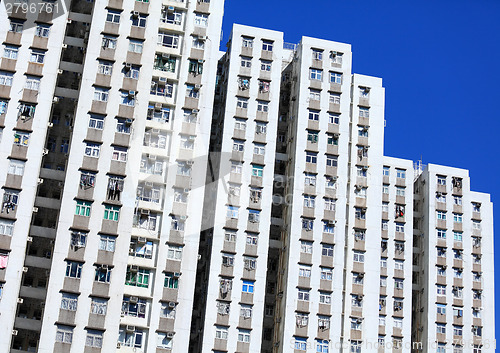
0, 1, 494, 353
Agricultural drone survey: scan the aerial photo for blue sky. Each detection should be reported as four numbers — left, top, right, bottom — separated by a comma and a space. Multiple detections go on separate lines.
221, 0, 500, 341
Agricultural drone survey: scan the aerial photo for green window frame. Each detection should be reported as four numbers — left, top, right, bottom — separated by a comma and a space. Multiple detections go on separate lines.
75, 200, 91, 217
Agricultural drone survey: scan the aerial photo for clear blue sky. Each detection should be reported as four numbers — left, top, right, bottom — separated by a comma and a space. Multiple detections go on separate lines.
221, 0, 500, 341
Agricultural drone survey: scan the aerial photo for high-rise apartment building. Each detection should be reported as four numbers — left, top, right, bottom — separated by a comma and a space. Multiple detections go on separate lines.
0, 3, 494, 353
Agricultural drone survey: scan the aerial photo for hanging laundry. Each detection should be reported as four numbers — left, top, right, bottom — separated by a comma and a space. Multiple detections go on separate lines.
0, 255, 8, 268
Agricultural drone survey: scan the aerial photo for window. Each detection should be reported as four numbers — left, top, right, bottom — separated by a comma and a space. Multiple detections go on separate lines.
120, 90, 136, 106
394, 317, 403, 329
437, 343, 446, 353
379, 315, 386, 326
302, 218, 313, 231
215, 326, 228, 340
132, 12, 147, 27
106, 9, 121, 23
352, 294, 362, 307
295, 337, 307, 350
309, 88, 321, 101
395, 222, 404, 233
188, 60, 203, 75
326, 176, 337, 189
437, 303, 446, 315
437, 229, 446, 239
167, 245, 183, 260
437, 211, 447, 220
241, 56, 251, 68
102, 205, 119, 221
35, 24, 50, 37
329, 71, 342, 84
301, 241, 313, 254
102, 35, 117, 49
65, 261, 83, 278
310, 68, 322, 80
94, 265, 111, 283
192, 37, 205, 49
118, 327, 144, 348
93, 87, 109, 102
8, 159, 24, 176
353, 272, 364, 284
319, 291, 331, 304
299, 265, 311, 278
75, 200, 91, 217
454, 231, 463, 242
355, 207, 366, 219
353, 251, 365, 263
157, 333, 172, 349
30, 50, 45, 63
329, 113, 340, 124
124, 64, 140, 79
452, 195, 462, 205
0, 71, 13, 86
9, 20, 24, 33
351, 340, 361, 353
303, 195, 316, 208
396, 168, 406, 179
246, 233, 258, 245
358, 125, 369, 138
0, 100, 8, 115
472, 202, 481, 212
125, 267, 150, 288
380, 257, 388, 268
24, 76, 40, 91
437, 285, 446, 296
238, 76, 250, 90
236, 97, 248, 109
164, 272, 179, 289
322, 244, 334, 257
436, 323, 446, 334
381, 220, 388, 231
326, 155, 337, 167
351, 317, 362, 330
306, 151, 318, 164
242, 36, 253, 48
304, 173, 316, 186
395, 186, 406, 197
309, 109, 320, 121
262, 40, 273, 51
90, 297, 107, 315
0, 219, 14, 236
226, 205, 239, 219
61, 293, 78, 311
320, 267, 333, 281
358, 167, 368, 178
453, 213, 463, 223
99, 235, 116, 252
472, 220, 481, 230
379, 277, 387, 289
252, 164, 263, 177
56, 325, 73, 343
234, 118, 246, 131
394, 278, 404, 289
242, 280, 254, 293
257, 100, 269, 112
248, 209, 260, 223
437, 175, 447, 185
160, 301, 176, 318
261, 60, 272, 71
158, 32, 179, 48
194, 13, 208, 27
122, 296, 147, 318
312, 48, 323, 60
162, 9, 182, 25
317, 339, 329, 353
253, 143, 265, 156
359, 107, 369, 118
324, 198, 336, 211
298, 288, 310, 301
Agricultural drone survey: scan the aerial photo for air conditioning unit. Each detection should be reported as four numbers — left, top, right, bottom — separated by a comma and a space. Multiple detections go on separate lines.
167, 6, 175, 11
186, 160, 194, 165
152, 129, 161, 134
130, 296, 138, 303
125, 63, 132, 69
155, 103, 163, 110
167, 332, 174, 338
183, 188, 190, 193
168, 302, 176, 308
47, 122, 54, 128
198, 35, 207, 41
180, 215, 187, 220
140, 209, 150, 215
126, 325, 135, 332
132, 11, 139, 17
37, 178, 44, 184
62, 44, 68, 49
162, 53, 170, 59
12, 330, 18, 336
188, 135, 196, 141
125, 118, 133, 125
17, 298, 24, 304
57, 69, 63, 75
27, 236, 33, 242
173, 272, 181, 278
116, 342, 121, 348
192, 109, 199, 114
42, 148, 49, 156
129, 248, 135, 255
159, 77, 167, 83
128, 90, 136, 97
145, 182, 154, 187
148, 154, 156, 160
138, 237, 147, 243
130, 265, 139, 272
194, 84, 202, 90
22, 267, 28, 273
